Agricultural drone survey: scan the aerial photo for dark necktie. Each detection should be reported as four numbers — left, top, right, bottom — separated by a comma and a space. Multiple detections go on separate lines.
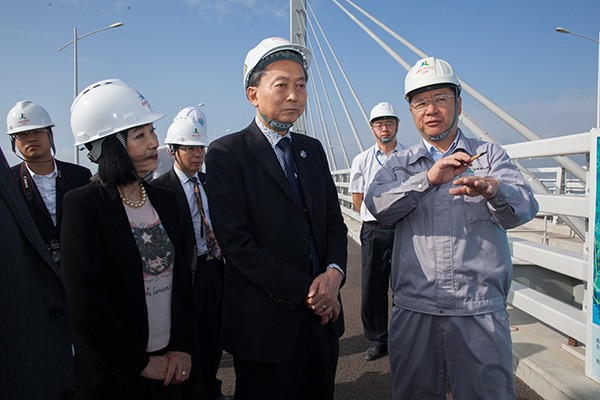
276, 137, 320, 276
192, 178, 222, 260
276, 138, 303, 204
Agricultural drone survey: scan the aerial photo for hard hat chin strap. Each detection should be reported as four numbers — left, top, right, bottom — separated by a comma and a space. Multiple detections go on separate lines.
259, 111, 293, 132
374, 128, 398, 144
169, 145, 196, 182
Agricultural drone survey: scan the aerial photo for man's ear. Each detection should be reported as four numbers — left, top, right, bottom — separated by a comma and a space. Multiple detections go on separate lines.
247, 86, 259, 107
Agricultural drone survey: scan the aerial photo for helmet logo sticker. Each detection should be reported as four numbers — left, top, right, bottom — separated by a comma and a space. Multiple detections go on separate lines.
137, 93, 149, 108
197, 118, 205, 126
18, 113, 30, 125
415, 60, 434, 76
193, 128, 201, 138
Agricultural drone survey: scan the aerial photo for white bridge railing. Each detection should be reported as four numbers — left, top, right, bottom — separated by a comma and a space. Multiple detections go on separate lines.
332, 129, 596, 347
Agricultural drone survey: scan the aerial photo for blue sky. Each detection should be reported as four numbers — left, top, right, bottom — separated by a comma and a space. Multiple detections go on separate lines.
1, 0, 599, 170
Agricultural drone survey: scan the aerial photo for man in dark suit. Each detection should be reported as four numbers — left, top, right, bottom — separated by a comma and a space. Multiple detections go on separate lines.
205, 37, 347, 400
0, 147, 76, 399
6, 101, 91, 264
155, 110, 228, 400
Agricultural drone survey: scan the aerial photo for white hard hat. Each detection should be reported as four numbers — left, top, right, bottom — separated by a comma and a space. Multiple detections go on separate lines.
369, 102, 398, 123
7, 101, 55, 135
173, 106, 207, 129
243, 37, 312, 92
165, 116, 208, 147
71, 79, 165, 148
404, 57, 461, 101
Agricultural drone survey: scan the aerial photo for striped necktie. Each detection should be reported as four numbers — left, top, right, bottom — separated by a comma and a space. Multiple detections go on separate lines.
192, 177, 222, 260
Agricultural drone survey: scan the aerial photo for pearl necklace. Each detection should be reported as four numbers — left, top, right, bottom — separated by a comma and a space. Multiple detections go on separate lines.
120, 183, 147, 208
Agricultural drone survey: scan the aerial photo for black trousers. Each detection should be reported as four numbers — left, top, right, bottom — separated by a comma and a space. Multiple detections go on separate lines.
192, 256, 225, 400
360, 222, 394, 347
232, 308, 339, 400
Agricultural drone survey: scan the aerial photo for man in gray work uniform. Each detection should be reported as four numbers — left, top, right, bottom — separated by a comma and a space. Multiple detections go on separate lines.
365, 57, 539, 399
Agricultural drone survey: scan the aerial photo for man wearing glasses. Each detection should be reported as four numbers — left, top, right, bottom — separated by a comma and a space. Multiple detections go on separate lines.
349, 102, 406, 361
155, 107, 228, 400
6, 101, 91, 265
364, 57, 539, 399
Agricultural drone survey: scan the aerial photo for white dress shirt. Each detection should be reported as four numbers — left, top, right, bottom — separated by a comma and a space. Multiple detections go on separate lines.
349, 141, 406, 222
27, 160, 58, 225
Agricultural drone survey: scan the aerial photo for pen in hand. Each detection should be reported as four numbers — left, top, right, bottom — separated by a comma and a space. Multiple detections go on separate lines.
471, 151, 487, 161
463, 151, 487, 165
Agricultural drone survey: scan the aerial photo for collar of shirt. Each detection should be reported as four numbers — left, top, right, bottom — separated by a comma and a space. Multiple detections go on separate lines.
374, 141, 404, 166
256, 116, 291, 148
173, 166, 199, 186
26, 159, 58, 179
422, 129, 461, 162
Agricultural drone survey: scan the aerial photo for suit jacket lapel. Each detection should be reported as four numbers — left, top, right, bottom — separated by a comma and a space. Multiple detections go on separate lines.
0, 162, 60, 278
291, 135, 314, 212
167, 169, 191, 216
246, 123, 303, 210
55, 160, 64, 225
18, 162, 55, 225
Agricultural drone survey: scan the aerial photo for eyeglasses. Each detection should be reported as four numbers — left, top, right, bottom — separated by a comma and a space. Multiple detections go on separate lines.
410, 94, 456, 111
13, 128, 49, 141
178, 146, 205, 153
372, 121, 397, 130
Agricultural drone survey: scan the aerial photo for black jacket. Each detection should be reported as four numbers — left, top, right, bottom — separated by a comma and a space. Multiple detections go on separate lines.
205, 120, 347, 363
60, 181, 197, 399
10, 159, 91, 249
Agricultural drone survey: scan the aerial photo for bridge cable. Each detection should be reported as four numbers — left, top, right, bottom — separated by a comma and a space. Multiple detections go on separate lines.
305, 0, 366, 151
308, 61, 337, 169
305, 26, 350, 168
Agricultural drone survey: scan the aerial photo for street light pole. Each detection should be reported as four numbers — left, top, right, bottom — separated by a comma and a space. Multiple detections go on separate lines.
556, 27, 600, 129
58, 22, 124, 163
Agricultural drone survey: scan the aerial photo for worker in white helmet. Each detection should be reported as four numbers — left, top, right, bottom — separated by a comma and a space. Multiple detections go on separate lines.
349, 102, 407, 361
155, 111, 229, 400
60, 79, 199, 398
152, 106, 207, 180
5, 100, 91, 264
364, 58, 539, 399
205, 37, 347, 399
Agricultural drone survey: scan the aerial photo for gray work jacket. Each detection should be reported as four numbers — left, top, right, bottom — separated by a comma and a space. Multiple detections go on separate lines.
365, 131, 539, 316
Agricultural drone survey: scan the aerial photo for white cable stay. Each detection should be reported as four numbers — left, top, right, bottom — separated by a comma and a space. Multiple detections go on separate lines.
306, 0, 366, 152
308, 64, 337, 169
305, 28, 350, 168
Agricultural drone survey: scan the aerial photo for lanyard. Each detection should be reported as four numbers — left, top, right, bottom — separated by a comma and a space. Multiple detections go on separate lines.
374, 147, 383, 166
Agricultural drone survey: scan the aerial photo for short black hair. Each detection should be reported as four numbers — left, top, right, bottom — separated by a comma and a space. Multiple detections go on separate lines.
96, 133, 137, 187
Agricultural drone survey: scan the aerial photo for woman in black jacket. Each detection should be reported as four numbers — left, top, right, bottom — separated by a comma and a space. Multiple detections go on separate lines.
61, 79, 199, 400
